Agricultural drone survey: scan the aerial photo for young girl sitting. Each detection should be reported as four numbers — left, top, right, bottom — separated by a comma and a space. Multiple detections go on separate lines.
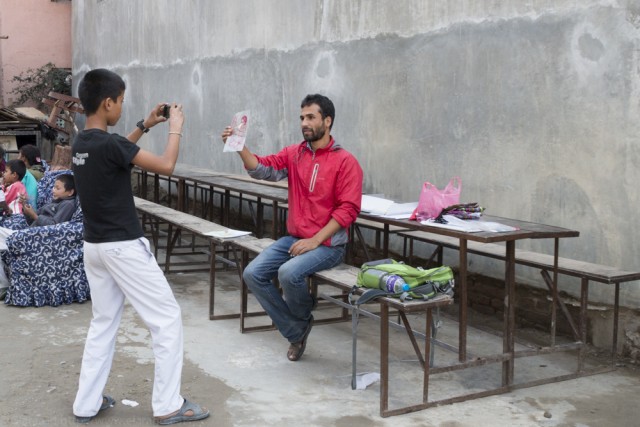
2, 160, 27, 215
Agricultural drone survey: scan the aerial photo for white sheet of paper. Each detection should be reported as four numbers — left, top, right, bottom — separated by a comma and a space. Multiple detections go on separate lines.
204, 229, 252, 239
473, 221, 519, 232
384, 202, 418, 217
360, 195, 394, 215
421, 216, 483, 232
224, 110, 250, 152
421, 215, 518, 233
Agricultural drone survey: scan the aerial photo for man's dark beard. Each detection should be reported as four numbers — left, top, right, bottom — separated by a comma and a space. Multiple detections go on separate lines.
303, 126, 326, 143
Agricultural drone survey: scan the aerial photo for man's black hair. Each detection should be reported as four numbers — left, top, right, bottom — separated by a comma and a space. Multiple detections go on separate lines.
301, 94, 335, 130
6, 159, 26, 180
19, 144, 42, 166
78, 69, 126, 115
55, 174, 76, 193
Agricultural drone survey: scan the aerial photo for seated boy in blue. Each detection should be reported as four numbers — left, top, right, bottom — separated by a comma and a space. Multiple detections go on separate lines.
20, 174, 76, 227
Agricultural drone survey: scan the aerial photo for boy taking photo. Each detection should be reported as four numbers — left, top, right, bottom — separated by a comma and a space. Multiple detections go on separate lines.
72, 68, 209, 425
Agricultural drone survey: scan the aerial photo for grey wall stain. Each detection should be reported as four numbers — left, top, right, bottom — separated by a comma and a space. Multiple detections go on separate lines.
578, 32, 605, 61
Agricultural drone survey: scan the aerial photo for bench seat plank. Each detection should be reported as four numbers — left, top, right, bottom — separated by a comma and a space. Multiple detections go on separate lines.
232, 237, 275, 253
399, 230, 640, 284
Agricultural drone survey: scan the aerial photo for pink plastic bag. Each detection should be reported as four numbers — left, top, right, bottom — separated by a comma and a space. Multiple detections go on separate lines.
410, 177, 462, 221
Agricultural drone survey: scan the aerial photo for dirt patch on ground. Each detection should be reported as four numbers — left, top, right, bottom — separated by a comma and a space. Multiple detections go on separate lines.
0, 300, 231, 427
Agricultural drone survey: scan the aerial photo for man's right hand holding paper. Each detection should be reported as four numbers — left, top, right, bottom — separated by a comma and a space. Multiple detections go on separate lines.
221, 126, 258, 170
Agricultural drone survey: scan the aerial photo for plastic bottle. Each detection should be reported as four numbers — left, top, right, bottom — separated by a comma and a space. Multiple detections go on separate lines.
383, 275, 411, 293
363, 268, 412, 293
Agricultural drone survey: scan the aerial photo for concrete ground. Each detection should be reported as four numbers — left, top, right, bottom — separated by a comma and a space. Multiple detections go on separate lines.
1, 268, 639, 427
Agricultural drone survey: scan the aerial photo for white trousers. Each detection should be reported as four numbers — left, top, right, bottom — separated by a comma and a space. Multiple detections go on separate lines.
0, 226, 16, 287
73, 237, 184, 417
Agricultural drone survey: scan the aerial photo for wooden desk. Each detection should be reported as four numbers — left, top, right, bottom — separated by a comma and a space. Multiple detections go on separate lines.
357, 212, 583, 399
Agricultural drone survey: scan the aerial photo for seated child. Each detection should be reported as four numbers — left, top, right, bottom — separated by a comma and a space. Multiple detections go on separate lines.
0, 174, 77, 294
19, 145, 44, 206
19, 144, 45, 181
20, 174, 76, 227
21, 169, 38, 208
2, 160, 27, 215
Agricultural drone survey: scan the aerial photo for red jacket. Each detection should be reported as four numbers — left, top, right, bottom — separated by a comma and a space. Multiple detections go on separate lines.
249, 138, 363, 246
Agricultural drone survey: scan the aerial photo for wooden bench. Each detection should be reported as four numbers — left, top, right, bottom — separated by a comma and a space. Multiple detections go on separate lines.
398, 229, 640, 357
229, 236, 355, 332
133, 168, 288, 240
230, 235, 453, 417
133, 196, 256, 320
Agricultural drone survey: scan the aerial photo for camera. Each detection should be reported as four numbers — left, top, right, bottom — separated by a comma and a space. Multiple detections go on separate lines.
161, 104, 170, 119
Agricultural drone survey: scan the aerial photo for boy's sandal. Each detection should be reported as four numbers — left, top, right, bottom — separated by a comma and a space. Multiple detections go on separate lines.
155, 399, 210, 425
75, 395, 115, 424
287, 317, 314, 362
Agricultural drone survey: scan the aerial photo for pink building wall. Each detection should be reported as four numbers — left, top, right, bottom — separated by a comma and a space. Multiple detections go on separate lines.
0, 0, 72, 107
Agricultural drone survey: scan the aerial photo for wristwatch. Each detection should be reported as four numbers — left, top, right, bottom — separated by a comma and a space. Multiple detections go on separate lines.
136, 119, 150, 133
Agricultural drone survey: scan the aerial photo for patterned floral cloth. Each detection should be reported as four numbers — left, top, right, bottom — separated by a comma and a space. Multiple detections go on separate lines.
0, 214, 29, 231
3, 170, 89, 307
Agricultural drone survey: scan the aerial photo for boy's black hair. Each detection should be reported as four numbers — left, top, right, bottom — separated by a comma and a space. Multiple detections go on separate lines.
78, 69, 126, 115
301, 94, 335, 130
6, 159, 26, 180
55, 174, 76, 193
19, 144, 42, 166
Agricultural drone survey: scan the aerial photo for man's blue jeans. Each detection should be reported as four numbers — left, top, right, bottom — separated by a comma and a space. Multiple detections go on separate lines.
243, 235, 345, 343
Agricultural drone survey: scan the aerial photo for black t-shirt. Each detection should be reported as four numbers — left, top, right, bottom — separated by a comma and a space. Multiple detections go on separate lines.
72, 129, 142, 243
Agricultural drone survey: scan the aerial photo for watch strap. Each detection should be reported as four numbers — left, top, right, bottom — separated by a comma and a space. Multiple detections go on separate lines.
137, 119, 150, 133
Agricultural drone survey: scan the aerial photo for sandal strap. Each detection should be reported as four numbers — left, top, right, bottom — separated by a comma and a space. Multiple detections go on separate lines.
156, 398, 210, 425
180, 399, 204, 416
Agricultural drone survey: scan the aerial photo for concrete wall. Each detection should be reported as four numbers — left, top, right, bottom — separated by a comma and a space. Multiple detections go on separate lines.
72, 1, 640, 308
0, 0, 72, 106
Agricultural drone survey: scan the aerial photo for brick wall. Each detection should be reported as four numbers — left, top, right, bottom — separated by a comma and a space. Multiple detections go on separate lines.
460, 272, 640, 361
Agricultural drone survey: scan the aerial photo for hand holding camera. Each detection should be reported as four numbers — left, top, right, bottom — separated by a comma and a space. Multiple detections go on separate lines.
138, 103, 184, 138
161, 103, 170, 119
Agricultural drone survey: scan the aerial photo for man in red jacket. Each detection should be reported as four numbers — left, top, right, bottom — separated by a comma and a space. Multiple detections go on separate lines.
222, 94, 363, 361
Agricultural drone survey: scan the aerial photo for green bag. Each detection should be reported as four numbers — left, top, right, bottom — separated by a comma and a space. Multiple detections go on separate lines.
354, 258, 454, 303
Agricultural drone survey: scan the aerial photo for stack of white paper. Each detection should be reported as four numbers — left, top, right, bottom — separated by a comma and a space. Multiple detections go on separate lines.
421, 215, 518, 233
361, 195, 394, 215
360, 195, 417, 219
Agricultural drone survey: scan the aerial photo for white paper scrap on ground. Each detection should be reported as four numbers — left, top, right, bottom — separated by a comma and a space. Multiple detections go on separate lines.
355, 372, 380, 390
224, 110, 250, 152
121, 399, 139, 407
204, 229, 252, 239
